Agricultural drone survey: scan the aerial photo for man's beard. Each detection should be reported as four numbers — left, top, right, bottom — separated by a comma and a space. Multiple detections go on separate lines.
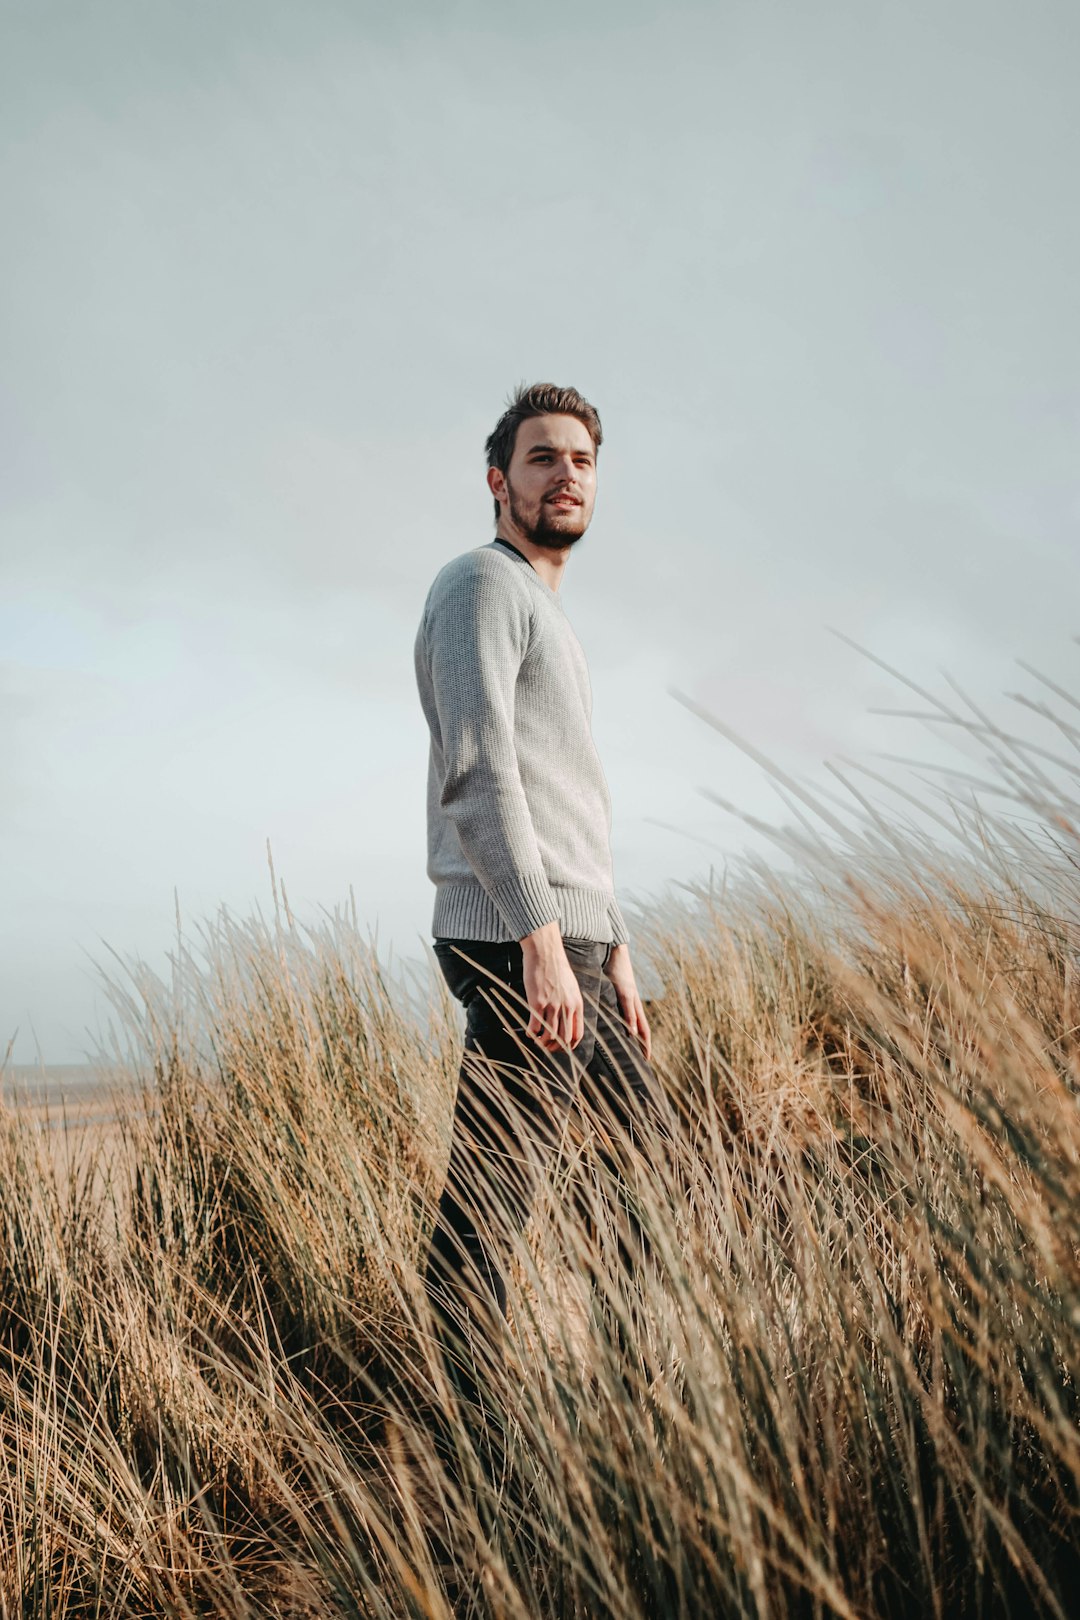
507, 480, 589, 549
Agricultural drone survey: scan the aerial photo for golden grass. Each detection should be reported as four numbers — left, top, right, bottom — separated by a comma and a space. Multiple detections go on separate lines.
2, 664, 1079, 1617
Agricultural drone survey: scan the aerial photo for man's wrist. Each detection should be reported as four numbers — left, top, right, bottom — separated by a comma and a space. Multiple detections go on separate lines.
520, 919, 563, 957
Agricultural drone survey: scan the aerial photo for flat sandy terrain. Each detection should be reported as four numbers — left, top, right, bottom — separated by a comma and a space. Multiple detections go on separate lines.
2, 1063, 149, 1196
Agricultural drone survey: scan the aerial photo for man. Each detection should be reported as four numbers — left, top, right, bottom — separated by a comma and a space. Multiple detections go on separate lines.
414, 382, 670, 1482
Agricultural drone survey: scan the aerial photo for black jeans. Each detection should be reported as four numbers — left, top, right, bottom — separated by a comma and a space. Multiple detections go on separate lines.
422, 935, 671, 1472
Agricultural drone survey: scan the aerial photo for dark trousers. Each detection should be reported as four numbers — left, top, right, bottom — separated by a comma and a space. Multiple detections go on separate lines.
422, 935, 672, 1473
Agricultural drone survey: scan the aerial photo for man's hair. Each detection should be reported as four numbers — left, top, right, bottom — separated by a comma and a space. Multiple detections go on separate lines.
484, 382, 603, 522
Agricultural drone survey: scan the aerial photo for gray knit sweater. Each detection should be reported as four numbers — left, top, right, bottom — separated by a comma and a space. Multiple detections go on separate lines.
414, 538, 629, 946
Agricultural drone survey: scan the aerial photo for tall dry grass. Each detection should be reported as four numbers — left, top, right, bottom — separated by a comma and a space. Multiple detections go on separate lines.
2, 655, 1078, 1618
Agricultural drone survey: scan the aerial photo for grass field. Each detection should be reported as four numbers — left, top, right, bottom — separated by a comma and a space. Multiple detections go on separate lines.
2, 673, 1078, 1618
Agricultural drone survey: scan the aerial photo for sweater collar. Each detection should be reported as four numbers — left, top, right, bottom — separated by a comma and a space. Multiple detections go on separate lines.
489, 538, 562, 604
492, 537, 534, 571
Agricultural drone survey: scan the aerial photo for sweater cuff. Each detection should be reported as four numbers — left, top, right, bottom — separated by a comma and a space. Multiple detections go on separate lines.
608, 897, 630, 946
489, 870, 562, 941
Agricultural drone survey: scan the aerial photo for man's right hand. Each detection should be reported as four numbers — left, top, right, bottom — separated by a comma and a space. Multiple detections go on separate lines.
520, 921, 584, 1051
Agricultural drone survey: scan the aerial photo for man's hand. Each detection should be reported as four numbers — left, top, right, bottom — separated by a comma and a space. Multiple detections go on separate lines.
603, 943, 652, 1063
521, 921, 584, 1051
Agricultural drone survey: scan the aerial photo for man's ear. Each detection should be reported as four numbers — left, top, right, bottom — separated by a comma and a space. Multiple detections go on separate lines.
486, 465, 506, 508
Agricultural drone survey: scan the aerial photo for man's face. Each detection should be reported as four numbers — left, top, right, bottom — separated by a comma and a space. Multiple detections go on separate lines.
490, 414, 598, 548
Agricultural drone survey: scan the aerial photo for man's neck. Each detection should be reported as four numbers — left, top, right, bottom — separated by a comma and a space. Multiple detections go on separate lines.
493, 523, 569, 594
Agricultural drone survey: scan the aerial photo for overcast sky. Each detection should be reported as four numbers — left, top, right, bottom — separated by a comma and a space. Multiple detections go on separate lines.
3, 0, 1078, 1066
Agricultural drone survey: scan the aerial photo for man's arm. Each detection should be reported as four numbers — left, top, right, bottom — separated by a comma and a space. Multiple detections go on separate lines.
603, 942, 652, 1062
425, 560, 561, 940
603, 900, 650, 1061
424, 560, 584, 1050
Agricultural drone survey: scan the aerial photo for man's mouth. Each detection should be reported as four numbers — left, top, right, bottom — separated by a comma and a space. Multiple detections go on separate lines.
547, 495, 582, 508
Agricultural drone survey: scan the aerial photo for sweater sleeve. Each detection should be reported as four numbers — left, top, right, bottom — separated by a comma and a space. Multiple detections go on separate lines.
423, 559, 562, 941
607, 896, 630, 947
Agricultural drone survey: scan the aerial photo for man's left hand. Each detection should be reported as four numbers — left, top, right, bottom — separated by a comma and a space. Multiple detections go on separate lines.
603, 943, 652, 1063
